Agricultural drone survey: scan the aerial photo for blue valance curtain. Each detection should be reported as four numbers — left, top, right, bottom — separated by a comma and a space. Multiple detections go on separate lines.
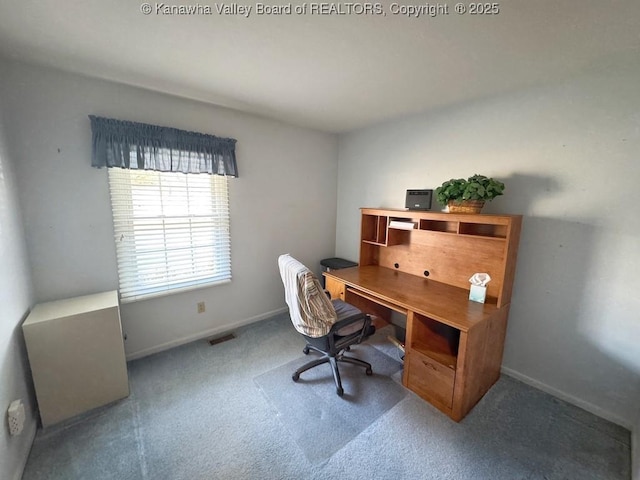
89, 116, 238, 176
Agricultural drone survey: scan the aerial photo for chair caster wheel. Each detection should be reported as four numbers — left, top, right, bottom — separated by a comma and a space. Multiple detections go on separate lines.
366, 368, 373, 376
337, 387, 344, 396
303, 346, 310, 355
292, 372, 300, 382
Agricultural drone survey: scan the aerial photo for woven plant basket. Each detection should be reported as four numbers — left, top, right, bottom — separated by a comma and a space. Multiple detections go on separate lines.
447, 200, 485, 214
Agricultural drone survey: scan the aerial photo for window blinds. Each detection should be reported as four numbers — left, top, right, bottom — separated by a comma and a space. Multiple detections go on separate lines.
108, 168, 231, 302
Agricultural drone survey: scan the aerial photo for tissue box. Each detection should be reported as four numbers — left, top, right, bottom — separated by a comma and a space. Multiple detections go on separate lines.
469, 285, 487, 303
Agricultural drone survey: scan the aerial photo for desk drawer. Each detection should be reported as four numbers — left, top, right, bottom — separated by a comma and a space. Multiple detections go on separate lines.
406, 351, 455, 409
325, 277, 345, 300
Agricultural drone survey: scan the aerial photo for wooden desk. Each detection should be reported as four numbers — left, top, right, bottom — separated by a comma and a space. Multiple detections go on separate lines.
325, 209, 522, 421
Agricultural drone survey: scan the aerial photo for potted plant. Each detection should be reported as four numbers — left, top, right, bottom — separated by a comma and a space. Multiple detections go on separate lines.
435, 174, 505, 213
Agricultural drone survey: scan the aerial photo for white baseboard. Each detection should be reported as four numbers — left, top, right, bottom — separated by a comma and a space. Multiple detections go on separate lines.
13, 418, 38, 480
501, 366, 634, 431
125, 307, 288, 361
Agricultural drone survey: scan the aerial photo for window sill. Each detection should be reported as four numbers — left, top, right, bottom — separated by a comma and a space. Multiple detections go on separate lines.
119, 279, 231, 304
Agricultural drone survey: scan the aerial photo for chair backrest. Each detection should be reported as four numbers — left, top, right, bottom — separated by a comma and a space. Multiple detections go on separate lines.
278, 254, 337, 338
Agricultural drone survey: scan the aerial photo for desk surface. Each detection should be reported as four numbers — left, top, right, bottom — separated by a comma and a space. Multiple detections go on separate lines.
324, 266, 498, 332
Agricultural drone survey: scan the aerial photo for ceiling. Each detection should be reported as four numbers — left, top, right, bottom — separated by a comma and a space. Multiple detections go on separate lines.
0, 0, 638, 133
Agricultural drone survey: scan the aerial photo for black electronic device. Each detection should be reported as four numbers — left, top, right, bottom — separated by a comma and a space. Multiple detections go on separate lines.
405, 189, 432, 210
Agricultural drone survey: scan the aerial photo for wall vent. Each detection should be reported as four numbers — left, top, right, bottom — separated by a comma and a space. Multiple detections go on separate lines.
208, 333, 235, 346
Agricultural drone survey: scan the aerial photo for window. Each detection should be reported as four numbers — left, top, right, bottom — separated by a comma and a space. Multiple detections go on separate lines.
90, 115, 237, 302
107, 168, 231, 302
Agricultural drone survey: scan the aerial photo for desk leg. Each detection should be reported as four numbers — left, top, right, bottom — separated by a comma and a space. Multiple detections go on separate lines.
402, 311, 415, 387
452, 307, 507, 421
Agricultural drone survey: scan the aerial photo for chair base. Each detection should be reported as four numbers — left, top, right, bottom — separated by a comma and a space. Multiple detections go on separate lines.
292, 346, 373, 396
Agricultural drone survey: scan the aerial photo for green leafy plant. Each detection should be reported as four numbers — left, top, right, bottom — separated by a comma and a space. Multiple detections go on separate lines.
435, 174, 505, 205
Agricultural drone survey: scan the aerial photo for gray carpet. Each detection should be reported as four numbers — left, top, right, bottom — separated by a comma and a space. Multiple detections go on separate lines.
254, 344, 406, 463
21, 313, 631, 480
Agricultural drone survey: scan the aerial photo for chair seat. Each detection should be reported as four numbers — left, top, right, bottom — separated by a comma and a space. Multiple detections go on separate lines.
332, 299, 366, 335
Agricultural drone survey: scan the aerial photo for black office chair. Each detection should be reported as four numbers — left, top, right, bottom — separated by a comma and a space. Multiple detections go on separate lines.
278, 254, 376, 396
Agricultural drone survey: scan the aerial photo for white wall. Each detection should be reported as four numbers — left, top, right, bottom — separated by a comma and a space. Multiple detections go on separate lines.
0, 74, 37, 480
337, 58, 640, 430
1, 58, 339, 359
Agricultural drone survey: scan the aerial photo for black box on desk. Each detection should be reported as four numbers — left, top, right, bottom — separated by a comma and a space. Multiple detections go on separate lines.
405, 189, 432, 210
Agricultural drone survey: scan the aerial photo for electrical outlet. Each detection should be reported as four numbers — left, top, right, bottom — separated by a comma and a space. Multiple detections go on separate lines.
7, 399, 25, 436
197, 302, 205, 314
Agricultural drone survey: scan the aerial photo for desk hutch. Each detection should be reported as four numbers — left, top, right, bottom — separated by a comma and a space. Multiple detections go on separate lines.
324, 208, 522, 421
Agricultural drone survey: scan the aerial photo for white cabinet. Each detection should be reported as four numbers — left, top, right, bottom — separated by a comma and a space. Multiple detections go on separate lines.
23, 290, 129, 427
